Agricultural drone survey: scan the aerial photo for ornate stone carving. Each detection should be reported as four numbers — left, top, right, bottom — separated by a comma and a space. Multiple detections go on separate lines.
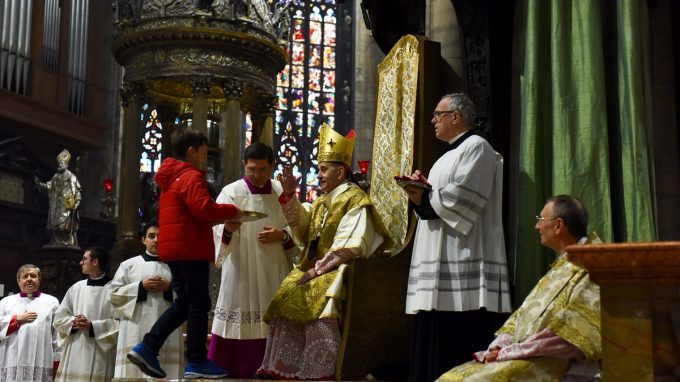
119, 82, 145, 107
249, 0, 292, 44
192, 77, 212, 96
141, 0, 193, 19
251, 93, 277, 118
223, 77, 244, 100
213, 0, 246, 19
450, 0, 491, 135
116, 0, 143, 22
115, 0, 292, 46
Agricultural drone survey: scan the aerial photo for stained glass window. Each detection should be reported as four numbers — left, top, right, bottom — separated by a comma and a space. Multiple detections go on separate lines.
268, 0, 338, 201
140, 103, 162, 173
245, 113, 253, 148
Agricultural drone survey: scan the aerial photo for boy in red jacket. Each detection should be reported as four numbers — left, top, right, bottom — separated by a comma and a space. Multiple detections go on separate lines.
128, 129, 242, 379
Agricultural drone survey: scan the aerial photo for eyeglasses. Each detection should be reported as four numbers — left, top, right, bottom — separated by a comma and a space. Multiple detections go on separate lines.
432, 110, 455, 120
535, 215, 558, 223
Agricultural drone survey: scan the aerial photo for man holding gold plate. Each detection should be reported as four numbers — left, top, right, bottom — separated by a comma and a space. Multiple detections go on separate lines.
209, 142, 295, 379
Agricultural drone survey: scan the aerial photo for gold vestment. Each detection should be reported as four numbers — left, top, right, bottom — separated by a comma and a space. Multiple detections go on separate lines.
438, 256, 601, 381
264, 184, 372, 325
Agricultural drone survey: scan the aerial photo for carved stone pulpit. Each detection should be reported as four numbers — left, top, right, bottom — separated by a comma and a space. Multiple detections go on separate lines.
566, 242, 680, 381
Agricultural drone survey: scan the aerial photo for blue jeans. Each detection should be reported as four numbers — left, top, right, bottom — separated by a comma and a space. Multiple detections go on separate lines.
143, 260, 211, 363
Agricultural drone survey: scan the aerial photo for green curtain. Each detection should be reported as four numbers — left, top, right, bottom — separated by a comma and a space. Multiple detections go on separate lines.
514, 0, 657, 304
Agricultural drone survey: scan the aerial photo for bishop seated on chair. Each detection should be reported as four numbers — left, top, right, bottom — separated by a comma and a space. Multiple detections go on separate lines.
256, 124, 389, 380
438, 195, 601, 382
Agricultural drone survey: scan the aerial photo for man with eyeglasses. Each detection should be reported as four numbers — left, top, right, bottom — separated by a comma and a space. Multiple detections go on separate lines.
438, 195, 601, 381
402, 93, 512, 381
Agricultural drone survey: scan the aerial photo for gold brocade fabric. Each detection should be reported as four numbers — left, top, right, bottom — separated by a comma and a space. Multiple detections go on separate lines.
437, 357, 570, 382
264, 184, 372, 325
501, 258, 601, 361
317, 123, 355, 166
438, 256, 601, 381
370, 34, 420, 254
298, 184, 372, 272
262, 267, 342, 326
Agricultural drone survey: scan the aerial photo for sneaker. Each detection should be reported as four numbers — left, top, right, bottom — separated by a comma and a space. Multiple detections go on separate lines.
184, 360, 228, 379
127, 343, 167, 378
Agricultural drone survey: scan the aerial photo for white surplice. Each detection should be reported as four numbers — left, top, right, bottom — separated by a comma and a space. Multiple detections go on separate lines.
0, 293, 59, 382
109, 254, 183, 379
406, 135, 512, 314
54, 279, 118, 382
212, 179, 293, 340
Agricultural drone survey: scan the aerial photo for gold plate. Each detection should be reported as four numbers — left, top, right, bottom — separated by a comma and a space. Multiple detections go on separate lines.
240, 210, 268, 222
395, 179, 432, 190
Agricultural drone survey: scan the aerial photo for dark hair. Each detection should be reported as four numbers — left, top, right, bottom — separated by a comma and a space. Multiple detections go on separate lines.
140, 220, 159, 238
87, 247, 110, 272
243, 142, 274, 164
172, 128, 208, 159
547, 195, 589, 239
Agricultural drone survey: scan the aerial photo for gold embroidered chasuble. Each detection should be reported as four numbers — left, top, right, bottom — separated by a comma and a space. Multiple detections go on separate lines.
264, 183, 381, 325
438, 256, 601, 381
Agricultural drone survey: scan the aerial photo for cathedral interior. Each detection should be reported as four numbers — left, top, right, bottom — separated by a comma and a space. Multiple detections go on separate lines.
1, 0, 680, 379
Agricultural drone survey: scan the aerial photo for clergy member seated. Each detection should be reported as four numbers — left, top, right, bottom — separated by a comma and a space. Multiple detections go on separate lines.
54, 247, 119, 382
110, 222, 183, 379
255, 124, 387, 380
0, 264, 60, 382
438, 195, 601, 381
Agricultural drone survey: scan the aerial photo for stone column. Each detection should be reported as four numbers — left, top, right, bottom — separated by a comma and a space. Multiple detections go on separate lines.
192, 77, 211, 136
251, 93, 277, 147
221, 78, 244, 185
118, 82, 144, 240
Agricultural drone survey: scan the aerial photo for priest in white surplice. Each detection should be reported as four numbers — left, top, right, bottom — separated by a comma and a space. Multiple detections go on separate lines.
209, 142, 294, 378
110, 222, 183, 380
54, 247, 118, 382
0, 264, 59, 382
402, 93, 512, 382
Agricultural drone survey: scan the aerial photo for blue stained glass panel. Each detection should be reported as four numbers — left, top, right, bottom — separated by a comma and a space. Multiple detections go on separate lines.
277, 87, 287, 109
277, 65, 290, 87
323, 7, 336, 23
140, 106, 163, 174
310, 6, 322, 21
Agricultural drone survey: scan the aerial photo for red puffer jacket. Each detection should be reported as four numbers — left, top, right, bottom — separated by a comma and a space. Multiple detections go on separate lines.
154, 158, 237, 262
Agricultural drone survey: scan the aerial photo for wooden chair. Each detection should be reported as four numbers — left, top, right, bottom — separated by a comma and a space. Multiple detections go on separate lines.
334, 35, 444, 381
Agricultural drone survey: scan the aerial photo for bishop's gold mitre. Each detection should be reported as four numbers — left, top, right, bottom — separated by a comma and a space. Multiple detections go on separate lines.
57, 149, 71, 165
317, 123, 355, 166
